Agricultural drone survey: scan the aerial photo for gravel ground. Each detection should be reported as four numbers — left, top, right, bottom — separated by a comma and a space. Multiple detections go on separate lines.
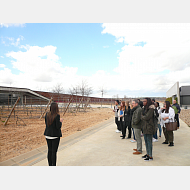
0, 108, 113, 162
179, 109, 190, 127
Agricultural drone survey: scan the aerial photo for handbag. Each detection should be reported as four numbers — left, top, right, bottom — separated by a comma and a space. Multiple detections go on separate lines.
165, 120, 178, 131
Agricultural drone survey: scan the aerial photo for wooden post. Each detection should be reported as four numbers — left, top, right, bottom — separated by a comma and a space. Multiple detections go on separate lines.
63, 96, 73, 116
84, 98, 90, 112
11, 94, 12, 107
8, 95, 9, 110
39, 97, 53, 119
40, 100, 42, 114
75, 97, 83, 114
4, 97, 21, 126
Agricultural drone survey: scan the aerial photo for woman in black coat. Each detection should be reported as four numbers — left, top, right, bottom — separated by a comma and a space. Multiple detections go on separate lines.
44, 102, 63, 166
122, 101, 132, 139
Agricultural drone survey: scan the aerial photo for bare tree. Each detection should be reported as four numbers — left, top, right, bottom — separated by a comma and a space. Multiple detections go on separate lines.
85, 86, 93, 97
78, 80, 93, 107
52, 83, 64, 103
123, 95, 127, 101
69, 85, 80, 106
99, 86, 107, 107
112, 94, 119, 99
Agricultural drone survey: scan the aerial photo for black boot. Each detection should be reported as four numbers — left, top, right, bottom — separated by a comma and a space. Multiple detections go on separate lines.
168, 142, 174, 146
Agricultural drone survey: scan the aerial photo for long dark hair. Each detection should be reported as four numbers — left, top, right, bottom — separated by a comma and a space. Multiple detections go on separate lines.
144, 98, 152, 111
165, 101, 171, 113
47, 102, 59, 126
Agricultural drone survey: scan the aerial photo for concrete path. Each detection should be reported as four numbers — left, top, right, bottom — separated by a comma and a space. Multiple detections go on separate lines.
1, 117, 190, 166
33, 118, 190, 166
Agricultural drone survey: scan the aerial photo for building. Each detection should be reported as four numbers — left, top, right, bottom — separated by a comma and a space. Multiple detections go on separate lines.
179, 86, 190, 106
166, 82, 190, 108
0, 86, 50, 106
0, 86, 113, 106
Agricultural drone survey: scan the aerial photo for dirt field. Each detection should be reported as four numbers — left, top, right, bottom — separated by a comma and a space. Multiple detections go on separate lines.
0, 108, 114, 162
179, 109, 190, 127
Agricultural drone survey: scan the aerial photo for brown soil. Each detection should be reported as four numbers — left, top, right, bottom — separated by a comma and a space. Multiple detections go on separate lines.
0, 108, 114, 162
179, 109, 190, 127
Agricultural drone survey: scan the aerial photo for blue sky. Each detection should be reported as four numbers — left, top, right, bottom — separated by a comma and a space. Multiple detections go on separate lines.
1, 23, 190, 98
1, 23, 123, 76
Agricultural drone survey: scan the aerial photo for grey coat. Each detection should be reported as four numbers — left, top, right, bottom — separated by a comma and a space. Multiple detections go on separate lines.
131, 105, 142, 129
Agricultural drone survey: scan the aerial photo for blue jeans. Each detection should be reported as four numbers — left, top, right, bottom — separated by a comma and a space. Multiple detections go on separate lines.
144, 134, 153, 158
153, 130, 157, 139
158, 124, 162, 137
153, 124, 162, 139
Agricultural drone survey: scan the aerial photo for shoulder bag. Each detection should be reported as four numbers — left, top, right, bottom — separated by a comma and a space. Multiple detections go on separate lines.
165, 118, 178, 131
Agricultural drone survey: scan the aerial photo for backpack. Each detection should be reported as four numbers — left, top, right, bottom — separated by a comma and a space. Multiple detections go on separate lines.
172, 105, 178, 114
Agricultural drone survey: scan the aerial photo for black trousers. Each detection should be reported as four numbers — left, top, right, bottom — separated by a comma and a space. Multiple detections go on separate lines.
115, 117, 121, 131
122, 122, 131, 138
175, 114, 180, 127
46, 137, 60, 166
126, 125, 132, 138
121, 120, 126, 137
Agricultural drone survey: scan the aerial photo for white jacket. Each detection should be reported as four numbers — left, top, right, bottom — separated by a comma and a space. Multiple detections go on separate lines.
157, 107, 161, 124
158, 107, 175, 128
113, 105, 119, 117
118, 109, 124, 122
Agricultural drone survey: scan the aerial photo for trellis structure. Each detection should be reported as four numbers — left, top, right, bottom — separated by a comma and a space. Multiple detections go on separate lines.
4, 97, 21, 126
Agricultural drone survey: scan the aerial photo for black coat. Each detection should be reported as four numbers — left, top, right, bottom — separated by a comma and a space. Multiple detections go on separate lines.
44, 113, 62, 137
138, 101, 143, 108
124, 106, 131, 127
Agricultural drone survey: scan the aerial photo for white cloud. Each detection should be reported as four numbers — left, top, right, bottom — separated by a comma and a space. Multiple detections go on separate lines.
2, 45, 78, 91
0, 64, 5, 68
0, 68, 14, 84
0, 23, 25, 28
2, 36, 24, 47
103, 45, 109, 48
101, 23, 190, 96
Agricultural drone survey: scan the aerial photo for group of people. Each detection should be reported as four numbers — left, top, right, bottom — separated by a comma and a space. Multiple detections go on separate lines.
42, 97, 181, 166
113, 98, 181, 161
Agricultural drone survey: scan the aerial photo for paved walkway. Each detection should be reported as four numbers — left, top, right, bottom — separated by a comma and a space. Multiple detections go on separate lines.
1, 117, 190, 166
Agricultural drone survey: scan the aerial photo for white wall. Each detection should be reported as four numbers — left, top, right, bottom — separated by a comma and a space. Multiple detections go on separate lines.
166, 82, 180, 105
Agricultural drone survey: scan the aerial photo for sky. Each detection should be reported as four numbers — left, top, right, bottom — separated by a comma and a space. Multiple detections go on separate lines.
1, 23, 190, 98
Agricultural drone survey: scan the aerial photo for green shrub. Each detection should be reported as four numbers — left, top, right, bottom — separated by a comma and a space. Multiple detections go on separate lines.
175, 97, 178, 104
166, 97, 172, 105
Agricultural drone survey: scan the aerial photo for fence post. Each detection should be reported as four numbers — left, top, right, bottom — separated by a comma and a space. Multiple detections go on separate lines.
63, 96, 73, 116
75, 97, 83, 113
84, 98, 90, 112
4, 97, 21, 126
40, 97, 53, 119
8, 96, 9, 110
